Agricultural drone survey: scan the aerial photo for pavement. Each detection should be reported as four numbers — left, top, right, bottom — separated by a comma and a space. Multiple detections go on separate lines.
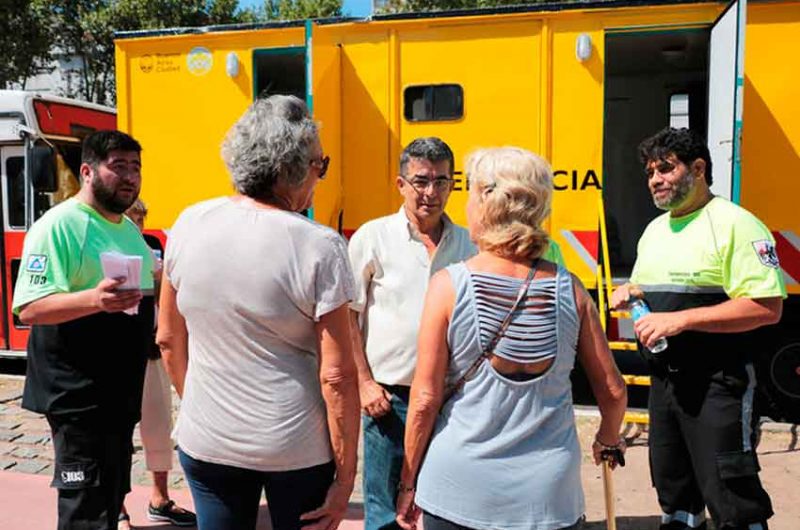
0, 375, 189, 489
3, 374, 800, 530
0, 374, 366, 529
0, 471, 366, 529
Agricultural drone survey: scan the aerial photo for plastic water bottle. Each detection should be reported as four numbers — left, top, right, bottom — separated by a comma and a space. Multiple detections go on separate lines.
629, 298, 668, 354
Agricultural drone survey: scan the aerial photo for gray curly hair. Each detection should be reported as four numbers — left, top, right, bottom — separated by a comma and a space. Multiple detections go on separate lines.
221, 95, 319, 200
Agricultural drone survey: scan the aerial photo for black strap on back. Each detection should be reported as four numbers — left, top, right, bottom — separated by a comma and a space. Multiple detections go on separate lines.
443, 260, 538, 402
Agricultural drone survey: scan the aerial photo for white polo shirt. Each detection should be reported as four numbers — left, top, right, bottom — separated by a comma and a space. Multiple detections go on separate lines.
349, 207, 476, 386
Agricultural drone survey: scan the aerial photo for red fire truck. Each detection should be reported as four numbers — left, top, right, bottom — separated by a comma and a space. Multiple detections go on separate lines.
0, 90, 116, 357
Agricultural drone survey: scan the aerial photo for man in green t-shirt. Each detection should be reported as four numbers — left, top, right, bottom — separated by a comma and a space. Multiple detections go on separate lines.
13, 131, 155, 530
611, 128, 784, 530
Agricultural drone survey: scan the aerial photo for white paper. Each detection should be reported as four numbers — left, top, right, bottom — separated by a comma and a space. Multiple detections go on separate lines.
100, 251, 143, 315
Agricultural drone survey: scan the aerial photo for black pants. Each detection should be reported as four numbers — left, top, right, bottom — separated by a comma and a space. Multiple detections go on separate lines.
47, 415, 135, 530
422, 511, 583, 530
648, 368, 772, 530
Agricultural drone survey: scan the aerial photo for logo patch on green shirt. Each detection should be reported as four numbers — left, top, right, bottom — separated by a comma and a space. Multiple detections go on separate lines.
26, 254, 48, 273
752, 240, 779, 269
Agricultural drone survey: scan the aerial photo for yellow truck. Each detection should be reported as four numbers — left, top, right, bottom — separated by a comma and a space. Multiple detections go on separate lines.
114, 0, 800, 421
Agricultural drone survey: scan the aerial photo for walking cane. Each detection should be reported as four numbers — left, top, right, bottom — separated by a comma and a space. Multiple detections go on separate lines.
600, 447, 625, 530
602, 460, 617, 530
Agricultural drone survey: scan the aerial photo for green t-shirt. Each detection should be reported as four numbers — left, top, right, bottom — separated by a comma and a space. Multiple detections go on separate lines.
13, 198, 154, 313
543, 238, 566, 268
630, 197, 786, 299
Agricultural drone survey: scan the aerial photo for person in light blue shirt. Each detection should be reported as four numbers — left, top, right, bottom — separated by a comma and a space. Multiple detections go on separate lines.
396, 147, 627, 530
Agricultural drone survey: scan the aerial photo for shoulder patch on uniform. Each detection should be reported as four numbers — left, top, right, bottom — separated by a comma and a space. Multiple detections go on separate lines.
26, 254, 48, 273
752, 240, 779, 268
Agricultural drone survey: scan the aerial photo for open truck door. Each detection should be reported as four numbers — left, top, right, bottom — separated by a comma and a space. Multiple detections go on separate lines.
707, 0, 747, 203
709, 0, 800, 423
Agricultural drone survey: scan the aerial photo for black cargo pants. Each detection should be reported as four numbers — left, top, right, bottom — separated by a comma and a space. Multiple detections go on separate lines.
46, 414, 136, 530
648, 365, 773, 530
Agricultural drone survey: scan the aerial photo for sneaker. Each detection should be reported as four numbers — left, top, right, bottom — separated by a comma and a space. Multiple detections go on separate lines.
147, 500, 197, 527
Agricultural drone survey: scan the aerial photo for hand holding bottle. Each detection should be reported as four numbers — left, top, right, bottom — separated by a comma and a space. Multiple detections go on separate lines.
629, 298, 668, 354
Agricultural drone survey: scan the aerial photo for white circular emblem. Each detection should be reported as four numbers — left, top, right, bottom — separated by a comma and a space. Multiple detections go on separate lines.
187, 47, 213, 76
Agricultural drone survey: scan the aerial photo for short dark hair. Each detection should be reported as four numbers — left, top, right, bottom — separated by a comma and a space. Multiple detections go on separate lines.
399, 137, 454, 177
638, 127, 712, 186
82, 130, 142, 166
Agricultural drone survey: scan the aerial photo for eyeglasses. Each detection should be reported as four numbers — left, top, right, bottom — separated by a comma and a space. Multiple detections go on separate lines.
311, 155, 330, 180
402, 175, 454, 193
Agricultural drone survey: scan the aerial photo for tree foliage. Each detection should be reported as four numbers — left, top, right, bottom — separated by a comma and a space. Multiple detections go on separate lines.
377, 0, 550, 14
8, 0, 556, 103
262, 0, 342, 21
0, 0, 54, 89
45, 0, 255, 105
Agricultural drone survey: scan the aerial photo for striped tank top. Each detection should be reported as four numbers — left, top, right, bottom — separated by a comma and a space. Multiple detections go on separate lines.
415, 262, 584, 530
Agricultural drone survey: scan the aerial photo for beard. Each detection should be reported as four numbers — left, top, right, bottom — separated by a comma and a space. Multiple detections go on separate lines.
91, 175, 138, 214
653, 169, 694, 211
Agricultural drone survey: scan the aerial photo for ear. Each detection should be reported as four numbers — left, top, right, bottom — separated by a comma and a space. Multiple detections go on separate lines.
79, 162, 93, 185
691, 159, 706, 182
396, 175, 406, 192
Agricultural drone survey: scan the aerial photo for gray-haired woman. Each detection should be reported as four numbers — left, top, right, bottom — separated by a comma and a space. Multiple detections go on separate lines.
157, 95, 360, 530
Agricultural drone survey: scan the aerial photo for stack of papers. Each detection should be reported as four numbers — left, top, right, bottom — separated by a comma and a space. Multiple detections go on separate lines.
100, 251, 143, 315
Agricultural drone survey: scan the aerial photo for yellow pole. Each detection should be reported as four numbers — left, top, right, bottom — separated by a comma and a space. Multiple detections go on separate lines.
597, 195, 614, 306
597, 263, 607, 331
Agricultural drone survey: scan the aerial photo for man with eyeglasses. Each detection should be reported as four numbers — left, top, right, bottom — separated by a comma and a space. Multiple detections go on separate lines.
611, 128, 784, 530
348, 137, 475, 530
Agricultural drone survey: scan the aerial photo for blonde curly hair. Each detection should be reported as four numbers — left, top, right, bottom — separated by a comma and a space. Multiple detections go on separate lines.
467, 147, 553, 262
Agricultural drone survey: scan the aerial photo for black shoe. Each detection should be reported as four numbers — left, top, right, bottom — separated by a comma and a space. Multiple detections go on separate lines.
147, 500, 197, 527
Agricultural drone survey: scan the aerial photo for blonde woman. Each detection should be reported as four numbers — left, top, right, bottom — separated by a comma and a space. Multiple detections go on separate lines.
396, 147, 627, 530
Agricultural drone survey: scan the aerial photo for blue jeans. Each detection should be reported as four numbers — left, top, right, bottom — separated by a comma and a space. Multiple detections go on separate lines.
178, 448, 334, 530
363, 385, 409, 530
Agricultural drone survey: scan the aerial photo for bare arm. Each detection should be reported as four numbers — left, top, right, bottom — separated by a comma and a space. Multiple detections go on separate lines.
349, 309, 374, 383
301, 304, 360, 530
153, 269, 162, 305
347, 236, 392, 418
635, 297, 782, 350
397, 271, 453, 529
318, 304, 360, 487
575, 279, 627, 454
350, 310, 392, 417
156, 276, 188, 398
18, 278, 141, 325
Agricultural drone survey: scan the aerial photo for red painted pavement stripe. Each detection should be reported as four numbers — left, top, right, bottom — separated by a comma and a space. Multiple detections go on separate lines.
0, 471, 366, 529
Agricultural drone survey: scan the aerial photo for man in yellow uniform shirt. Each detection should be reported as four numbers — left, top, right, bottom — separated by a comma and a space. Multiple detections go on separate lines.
611, 128, 784, 530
